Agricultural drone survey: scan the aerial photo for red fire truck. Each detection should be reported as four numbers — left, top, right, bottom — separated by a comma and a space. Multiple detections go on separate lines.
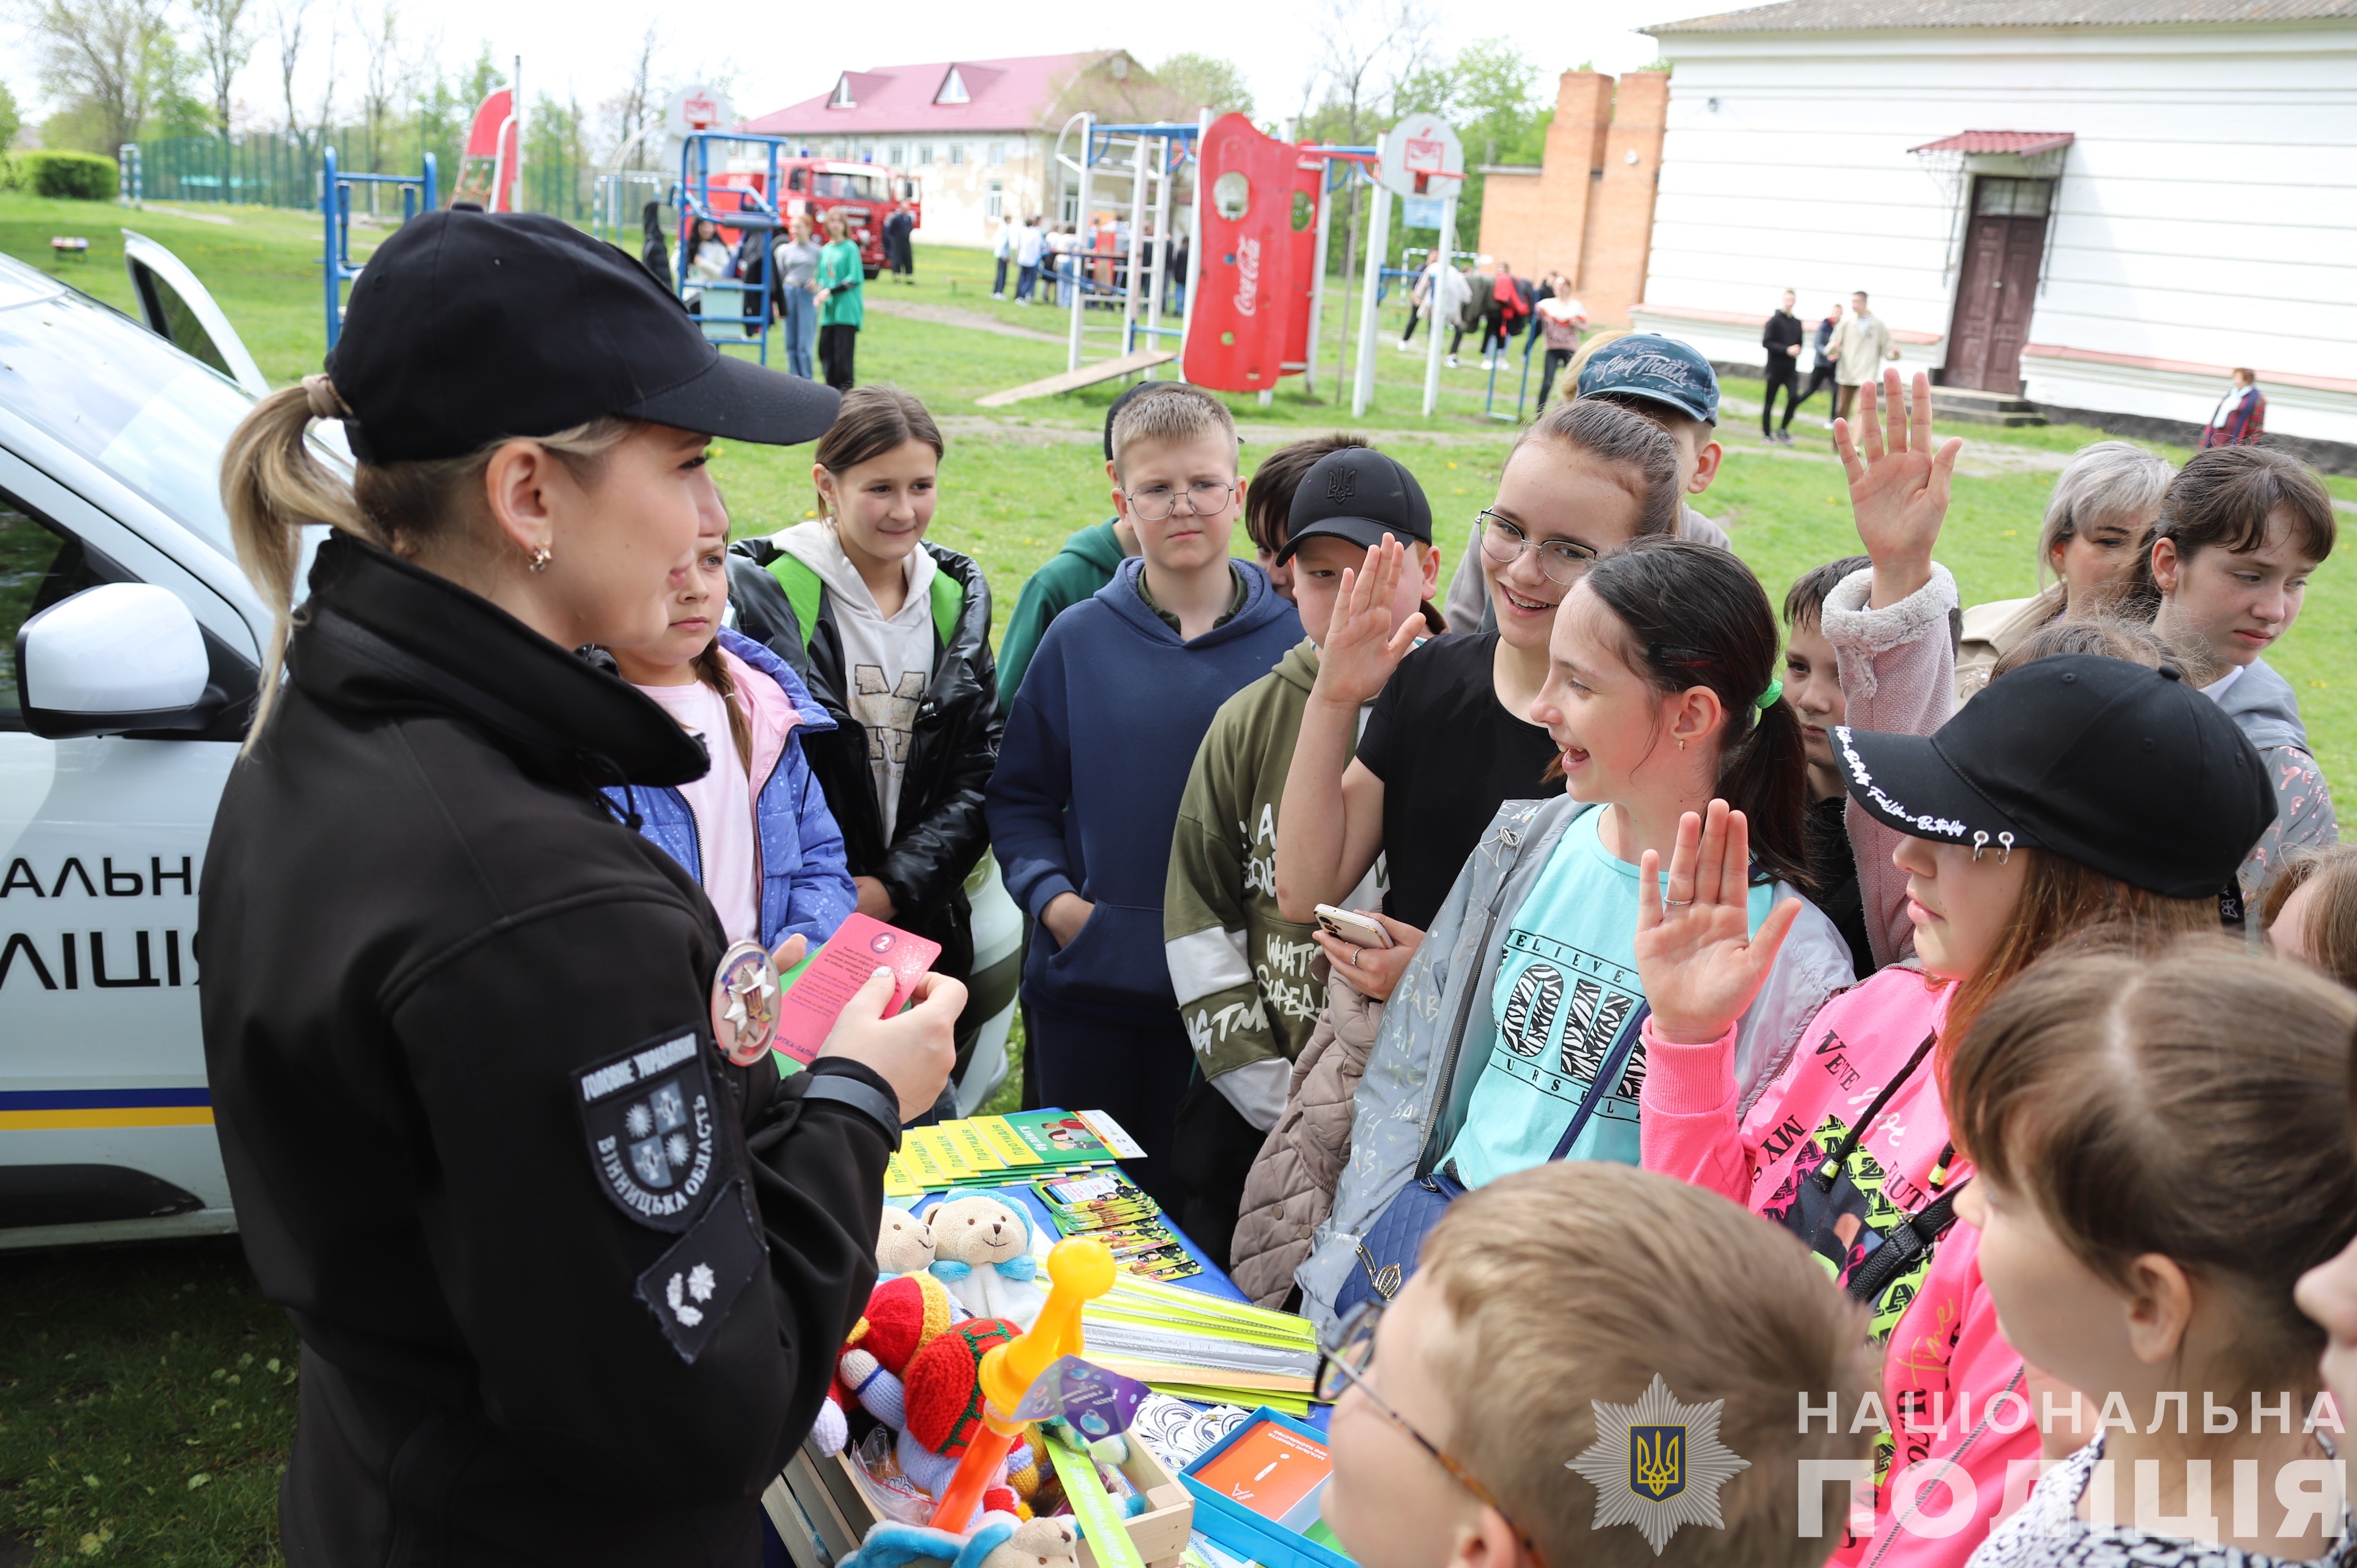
695, 159, 919, 280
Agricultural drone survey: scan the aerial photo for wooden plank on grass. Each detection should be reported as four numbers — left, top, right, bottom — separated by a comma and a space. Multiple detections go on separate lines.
975, 350, 1178, 408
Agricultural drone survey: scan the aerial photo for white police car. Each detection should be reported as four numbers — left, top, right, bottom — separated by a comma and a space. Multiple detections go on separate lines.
0, 236, 1017, 1251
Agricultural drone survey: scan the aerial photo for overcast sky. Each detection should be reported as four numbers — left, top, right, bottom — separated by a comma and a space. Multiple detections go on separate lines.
9, 0, 1728, 144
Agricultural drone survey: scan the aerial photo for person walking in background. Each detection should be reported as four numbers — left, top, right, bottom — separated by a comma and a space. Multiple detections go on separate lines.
882, 203, 915, 286
814, 209, 864, 391
1828, 288, 1897, 425
991, 216, 1013, 299
1398, 255, 1438, 347
1531, 275, 1585, 410
1760, 287, 1804, 444
1445, 258, 1487, 368
776, 212, 822, 380
1480, 259, 1524, 367
1168, 231, 1189, 313
1790, 299, 1842, 423
2201, 366, 2266, 448
1013, 214, 1044, 304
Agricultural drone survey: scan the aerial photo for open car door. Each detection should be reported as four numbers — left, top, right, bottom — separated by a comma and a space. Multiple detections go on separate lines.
120, 230, 270, 398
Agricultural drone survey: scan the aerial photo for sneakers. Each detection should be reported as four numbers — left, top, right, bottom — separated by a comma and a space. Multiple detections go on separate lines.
992, 291, 1005, 300
1446, 354, 1460, 368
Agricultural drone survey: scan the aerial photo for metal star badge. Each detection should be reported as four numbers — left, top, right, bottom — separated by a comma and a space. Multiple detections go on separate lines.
710, 940, 781, 1067
1567, 1374, 1751, 1554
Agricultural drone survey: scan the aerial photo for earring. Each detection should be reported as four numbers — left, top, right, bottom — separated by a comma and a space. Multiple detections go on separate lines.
1997, 832, 2015, 865
527, 544, 552, 574
1677, 738, 1687, 751
1972, 830, 1989, 860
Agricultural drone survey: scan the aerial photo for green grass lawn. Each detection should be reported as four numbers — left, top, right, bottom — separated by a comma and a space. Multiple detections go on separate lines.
2, 186, 2350, 1565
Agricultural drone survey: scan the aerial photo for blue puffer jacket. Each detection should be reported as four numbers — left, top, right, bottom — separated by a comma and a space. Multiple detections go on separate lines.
602, 628, 857, 952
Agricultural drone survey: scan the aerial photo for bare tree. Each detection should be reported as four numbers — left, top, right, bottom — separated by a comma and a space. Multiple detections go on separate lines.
189, 0, 253, 137
271, 0, 307, 147
352, 0, 399, 170
308, 6, 338, 155
29, 0, 172, 151
602, 22, 662, 167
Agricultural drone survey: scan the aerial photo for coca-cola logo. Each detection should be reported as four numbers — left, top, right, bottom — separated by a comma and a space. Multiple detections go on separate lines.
1235, 236, 1260, 318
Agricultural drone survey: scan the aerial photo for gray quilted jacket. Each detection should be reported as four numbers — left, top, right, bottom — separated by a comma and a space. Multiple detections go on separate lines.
1294, 795, 1856, 1333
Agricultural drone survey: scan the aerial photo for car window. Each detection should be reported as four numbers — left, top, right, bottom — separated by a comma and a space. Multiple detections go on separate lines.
0, 493, 113, 730
0, 285, 256, 563
812, 173, 877, 201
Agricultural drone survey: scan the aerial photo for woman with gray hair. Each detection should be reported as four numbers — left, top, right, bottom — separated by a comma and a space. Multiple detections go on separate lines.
1955, 439, 2173, 698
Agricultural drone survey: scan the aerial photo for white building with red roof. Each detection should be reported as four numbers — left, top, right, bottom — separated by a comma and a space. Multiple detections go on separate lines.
741, 51, 1166, 250
1626, 0, 2357, 460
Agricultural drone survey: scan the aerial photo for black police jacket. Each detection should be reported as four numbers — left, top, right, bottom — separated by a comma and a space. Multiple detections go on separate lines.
725, 539, 1002, 993
200, 538, 895, 1567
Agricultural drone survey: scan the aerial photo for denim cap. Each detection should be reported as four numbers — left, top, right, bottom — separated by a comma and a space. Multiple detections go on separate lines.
1576, 332, 1721, 426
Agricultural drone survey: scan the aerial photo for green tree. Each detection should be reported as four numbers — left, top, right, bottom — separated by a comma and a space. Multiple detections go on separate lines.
0, 82, 22, 151
1152, 53, 1253, 119
30, 0, 176, 151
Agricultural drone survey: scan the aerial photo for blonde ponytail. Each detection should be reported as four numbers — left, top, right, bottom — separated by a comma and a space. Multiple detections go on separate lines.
220, 375, 380, 749
219, 373, 637, 752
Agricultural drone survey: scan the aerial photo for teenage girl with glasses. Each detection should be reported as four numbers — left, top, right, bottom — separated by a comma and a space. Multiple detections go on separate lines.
1274, 400, 1687, 944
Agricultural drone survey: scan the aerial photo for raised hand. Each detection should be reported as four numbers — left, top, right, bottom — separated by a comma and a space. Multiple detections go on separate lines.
1309, 534, 1422, 710
1835, 368, 1962, 608
1633, 800, 1803, 1046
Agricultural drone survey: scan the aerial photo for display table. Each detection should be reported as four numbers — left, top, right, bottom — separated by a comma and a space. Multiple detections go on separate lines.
763, 1168, 1279, 1568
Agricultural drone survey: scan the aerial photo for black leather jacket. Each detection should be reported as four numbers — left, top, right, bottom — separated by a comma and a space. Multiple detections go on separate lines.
726, 539, 1002, 992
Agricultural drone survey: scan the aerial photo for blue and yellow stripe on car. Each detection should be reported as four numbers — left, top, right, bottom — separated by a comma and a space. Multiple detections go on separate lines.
0, 1088, 213, 1130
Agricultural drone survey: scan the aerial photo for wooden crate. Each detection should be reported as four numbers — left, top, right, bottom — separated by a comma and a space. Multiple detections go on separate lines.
765, 1434, 1194, 1568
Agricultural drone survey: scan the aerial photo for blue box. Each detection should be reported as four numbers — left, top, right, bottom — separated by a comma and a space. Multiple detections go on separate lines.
1179, 1407, 1354, 1568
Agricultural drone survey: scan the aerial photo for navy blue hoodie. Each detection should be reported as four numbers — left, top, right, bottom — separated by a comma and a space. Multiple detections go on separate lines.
987, 557, 1303, 1015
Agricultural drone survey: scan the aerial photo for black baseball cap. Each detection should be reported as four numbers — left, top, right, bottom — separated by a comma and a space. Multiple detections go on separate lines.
1576, 332, 1721, 425
1276, 448, 1433, 565
326, 209, 839, 463
1833, 655, 2274, 898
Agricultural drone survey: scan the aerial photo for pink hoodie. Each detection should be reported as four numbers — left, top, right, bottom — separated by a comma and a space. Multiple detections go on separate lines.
1640, 968, 2032, 1568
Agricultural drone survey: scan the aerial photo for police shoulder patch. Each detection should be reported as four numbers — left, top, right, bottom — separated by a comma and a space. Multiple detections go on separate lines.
574, 1029, 723, 1233
635, 1178, 765, 1363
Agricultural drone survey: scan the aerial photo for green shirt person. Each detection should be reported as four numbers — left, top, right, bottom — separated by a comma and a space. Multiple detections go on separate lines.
814, 213, 865, 389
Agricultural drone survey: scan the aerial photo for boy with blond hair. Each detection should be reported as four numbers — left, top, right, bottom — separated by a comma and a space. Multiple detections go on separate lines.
986, 385, 1301, 1208
1318, 1162, 1877, 1568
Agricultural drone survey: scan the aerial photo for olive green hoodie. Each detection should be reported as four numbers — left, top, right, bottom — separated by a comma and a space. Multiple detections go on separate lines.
1164, 638, 1377, 1131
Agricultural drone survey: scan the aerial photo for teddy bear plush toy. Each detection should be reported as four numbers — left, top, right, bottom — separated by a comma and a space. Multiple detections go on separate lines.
842, 1512, 1079, 1568
878, 1208, 937, 1279
927, 1195, 1049, 1326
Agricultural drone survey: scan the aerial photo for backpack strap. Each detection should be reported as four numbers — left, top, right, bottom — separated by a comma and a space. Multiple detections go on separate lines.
1846, 1177, 1970, 1304
928, 567, 963, 649
765, 553, 826, 655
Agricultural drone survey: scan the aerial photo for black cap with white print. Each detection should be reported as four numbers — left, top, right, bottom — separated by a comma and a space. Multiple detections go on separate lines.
1833, 654, 2274, 900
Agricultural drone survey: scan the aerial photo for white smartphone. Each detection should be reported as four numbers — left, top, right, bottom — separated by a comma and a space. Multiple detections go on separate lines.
1313, 905, 1393, 949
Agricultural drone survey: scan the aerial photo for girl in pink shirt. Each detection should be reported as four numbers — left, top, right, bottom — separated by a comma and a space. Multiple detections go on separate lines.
1633, 373, 2274, 1568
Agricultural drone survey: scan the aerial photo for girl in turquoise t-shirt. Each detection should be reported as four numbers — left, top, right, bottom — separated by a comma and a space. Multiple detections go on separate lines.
1436, 534, 1853, 1187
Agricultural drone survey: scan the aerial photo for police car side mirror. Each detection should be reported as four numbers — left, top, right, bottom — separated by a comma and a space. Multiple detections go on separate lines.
16, 583, 218, 739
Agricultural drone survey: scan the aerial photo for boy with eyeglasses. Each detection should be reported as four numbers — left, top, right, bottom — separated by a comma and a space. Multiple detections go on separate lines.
1164, 442, 1443, 1270
1317, 1162, 1876, 1568
986, 384, 1301, 1210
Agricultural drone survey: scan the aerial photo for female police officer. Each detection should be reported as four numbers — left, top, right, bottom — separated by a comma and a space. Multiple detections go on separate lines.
202, 208, 960, 1565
